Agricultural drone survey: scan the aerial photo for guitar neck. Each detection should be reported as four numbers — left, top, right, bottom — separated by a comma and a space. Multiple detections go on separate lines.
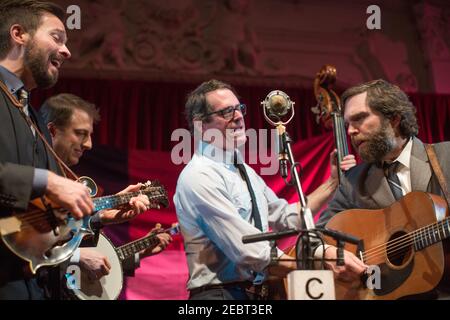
413, 216, 450, 251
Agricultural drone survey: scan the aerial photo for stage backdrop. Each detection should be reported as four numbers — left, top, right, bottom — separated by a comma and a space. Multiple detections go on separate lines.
31, 78, 450, 300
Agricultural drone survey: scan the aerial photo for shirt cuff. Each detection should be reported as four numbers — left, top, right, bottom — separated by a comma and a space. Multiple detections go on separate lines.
276, 248, 285, 258
31, 168, 48, 198
313, 244, 332, 269
70, 248, 81, 264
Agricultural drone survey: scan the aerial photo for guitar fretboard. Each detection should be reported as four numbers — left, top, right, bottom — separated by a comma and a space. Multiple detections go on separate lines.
413, 217, 450, 251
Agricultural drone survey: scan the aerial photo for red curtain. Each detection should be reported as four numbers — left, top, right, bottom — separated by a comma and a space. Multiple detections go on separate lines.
32, 78, 450, 151
31, 78, 450, 299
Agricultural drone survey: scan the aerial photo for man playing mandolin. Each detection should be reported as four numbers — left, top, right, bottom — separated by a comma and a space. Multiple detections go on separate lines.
39, 93, 173, 299
0, 0, 98, 300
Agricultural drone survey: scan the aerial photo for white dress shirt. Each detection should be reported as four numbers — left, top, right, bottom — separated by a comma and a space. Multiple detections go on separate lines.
390, 138, 413, 195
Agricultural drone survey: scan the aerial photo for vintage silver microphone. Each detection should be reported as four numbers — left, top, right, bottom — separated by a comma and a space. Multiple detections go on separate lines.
260, 90, 315, 232
261, 90, 295, 126
261, 91, 294, 179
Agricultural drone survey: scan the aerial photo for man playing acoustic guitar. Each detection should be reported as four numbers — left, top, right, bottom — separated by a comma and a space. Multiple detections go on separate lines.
316, 79, 450, 299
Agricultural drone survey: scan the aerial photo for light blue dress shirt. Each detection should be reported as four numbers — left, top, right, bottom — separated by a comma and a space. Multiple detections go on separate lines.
174, 141, 300, 290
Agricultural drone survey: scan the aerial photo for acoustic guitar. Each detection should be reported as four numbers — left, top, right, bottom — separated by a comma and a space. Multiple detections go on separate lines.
323, 191, 450, 299
0, 180, 168, 274
69, 223, 180, 300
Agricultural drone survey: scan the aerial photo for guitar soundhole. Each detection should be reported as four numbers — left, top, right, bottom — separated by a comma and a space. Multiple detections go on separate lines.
386, 231, 413, 267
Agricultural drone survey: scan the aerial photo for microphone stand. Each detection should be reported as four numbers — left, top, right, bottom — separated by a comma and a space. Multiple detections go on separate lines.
242, 227, 362, 269
277, 123, 317, 270
261, 90, 317, 271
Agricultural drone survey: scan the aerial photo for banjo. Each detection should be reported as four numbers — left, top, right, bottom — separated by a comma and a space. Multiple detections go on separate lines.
69, 223, 180, 300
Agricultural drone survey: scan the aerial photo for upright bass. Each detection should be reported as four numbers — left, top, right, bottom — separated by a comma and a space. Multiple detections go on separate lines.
311, 65, 349, 184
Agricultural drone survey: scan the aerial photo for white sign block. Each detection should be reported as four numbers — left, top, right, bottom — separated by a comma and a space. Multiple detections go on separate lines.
287, 270, 335, 300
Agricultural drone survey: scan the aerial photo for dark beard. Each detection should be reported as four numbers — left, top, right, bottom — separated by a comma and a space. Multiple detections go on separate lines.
24, 41, 58, 89
353, 121, 395, 163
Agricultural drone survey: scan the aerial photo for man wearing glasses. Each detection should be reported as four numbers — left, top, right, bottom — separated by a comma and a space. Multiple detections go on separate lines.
174, 79, 355, 300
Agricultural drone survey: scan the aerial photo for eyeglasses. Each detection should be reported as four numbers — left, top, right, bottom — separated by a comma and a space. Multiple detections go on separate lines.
205, 103, 246, 120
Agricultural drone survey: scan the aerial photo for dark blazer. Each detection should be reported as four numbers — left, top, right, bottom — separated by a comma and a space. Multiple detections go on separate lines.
0, 77, 58, 212
0, 76, 59, 299
318, 137, 450, 227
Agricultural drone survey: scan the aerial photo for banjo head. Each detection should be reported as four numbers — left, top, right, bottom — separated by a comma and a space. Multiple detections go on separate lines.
70, 233, 123, 300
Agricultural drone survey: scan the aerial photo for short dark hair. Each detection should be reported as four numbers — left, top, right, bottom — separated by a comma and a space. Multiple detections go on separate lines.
341, 79, 419, 138
40, 93, 100, 129
0, 0, 66, 59
185, 79, 238, 133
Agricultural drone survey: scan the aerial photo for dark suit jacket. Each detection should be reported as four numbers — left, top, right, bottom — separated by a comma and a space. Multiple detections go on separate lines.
318, 137, 450, 227
0, 78, 58, 212
0, 76, 59, 298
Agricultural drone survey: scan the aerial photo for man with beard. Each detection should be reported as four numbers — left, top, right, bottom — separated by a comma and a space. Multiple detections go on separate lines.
174, 79, 356, 300
315, 79, 450, 292
0, 1, 93, 299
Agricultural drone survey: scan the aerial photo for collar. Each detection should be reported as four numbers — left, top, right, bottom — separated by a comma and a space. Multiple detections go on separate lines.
198, 140, 242, 170
0, 65, 24, 95
384, 137, 413, 169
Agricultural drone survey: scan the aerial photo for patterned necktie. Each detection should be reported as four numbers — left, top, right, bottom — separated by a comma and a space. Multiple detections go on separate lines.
18, 88, 35, 136
234, 153, 263, 231
18, 88, 29, 113
383, 161, 403, 201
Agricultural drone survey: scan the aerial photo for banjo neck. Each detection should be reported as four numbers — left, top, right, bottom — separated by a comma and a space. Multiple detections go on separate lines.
115, 224, 179, 261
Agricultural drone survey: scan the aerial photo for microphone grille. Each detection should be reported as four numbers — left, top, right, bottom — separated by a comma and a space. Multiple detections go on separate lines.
269, 91, 290, 117
269, 92, 289, 116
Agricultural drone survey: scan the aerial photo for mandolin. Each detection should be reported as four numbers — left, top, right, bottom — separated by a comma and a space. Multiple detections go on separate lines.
0, 180, 169, 274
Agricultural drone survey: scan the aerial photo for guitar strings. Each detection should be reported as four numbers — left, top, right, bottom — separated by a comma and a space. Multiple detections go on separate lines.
364, 218, 448, 260
363, 217, 448, 257
361, 218, 449, 264
363, 220, 447, 263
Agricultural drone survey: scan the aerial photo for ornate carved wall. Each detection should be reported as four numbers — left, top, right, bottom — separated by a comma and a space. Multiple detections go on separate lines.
54, 0, 450, 93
